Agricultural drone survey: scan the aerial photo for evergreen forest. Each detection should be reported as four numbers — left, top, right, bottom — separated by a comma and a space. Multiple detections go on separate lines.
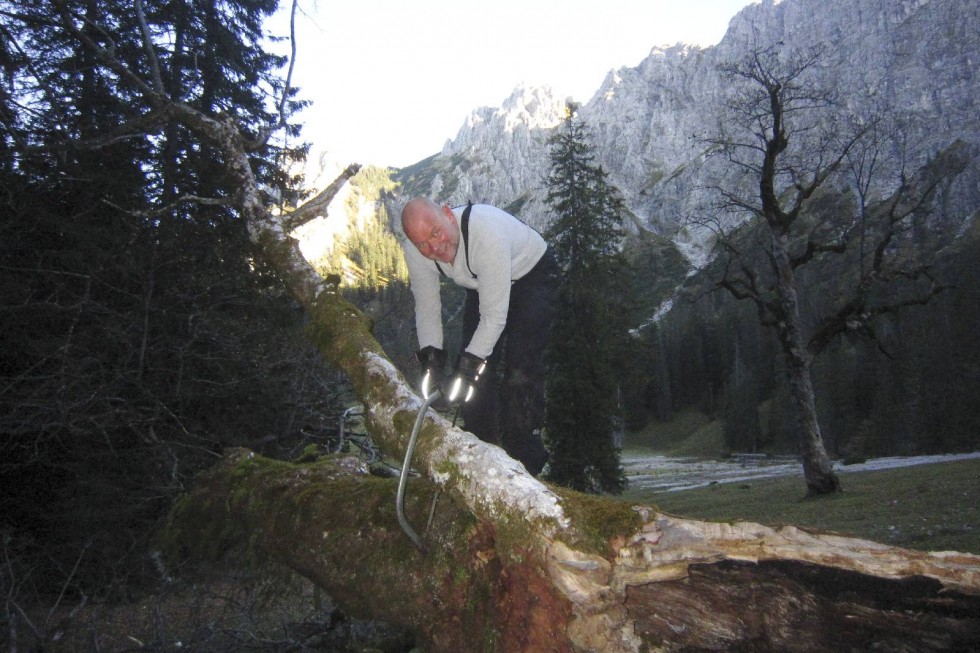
0, 0, 352, 617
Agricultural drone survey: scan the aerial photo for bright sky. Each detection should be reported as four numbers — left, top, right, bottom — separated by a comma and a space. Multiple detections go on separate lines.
267, 0, 755, 169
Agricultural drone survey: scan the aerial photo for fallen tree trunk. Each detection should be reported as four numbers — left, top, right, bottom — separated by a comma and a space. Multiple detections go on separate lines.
166, 447, 980, 652
228, 254, 979, 652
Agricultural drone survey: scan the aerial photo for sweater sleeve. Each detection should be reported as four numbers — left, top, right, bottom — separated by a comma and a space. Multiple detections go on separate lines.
403, 241, 444, 350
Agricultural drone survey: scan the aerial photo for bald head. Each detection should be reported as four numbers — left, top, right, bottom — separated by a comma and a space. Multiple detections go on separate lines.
401, 197, 459, 264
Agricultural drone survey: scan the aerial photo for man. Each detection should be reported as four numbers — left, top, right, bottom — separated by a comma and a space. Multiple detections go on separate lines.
400, 197, 559, 477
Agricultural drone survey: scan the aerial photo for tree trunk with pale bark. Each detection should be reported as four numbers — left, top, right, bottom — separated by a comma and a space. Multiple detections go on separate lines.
770, 231, 841, 496
165, 445, 980, 652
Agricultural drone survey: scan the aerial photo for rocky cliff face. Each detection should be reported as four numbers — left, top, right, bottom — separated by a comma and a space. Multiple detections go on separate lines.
392, 84, 566, 232
386, 0, 977, 265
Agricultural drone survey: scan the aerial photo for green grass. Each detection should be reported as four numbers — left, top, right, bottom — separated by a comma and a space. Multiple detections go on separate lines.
620, 411, 979, 554
619, 458, 980, 555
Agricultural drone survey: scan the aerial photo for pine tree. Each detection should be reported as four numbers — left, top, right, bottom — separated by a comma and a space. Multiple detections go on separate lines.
543, 103, 628, 494
0, 0, 326, 593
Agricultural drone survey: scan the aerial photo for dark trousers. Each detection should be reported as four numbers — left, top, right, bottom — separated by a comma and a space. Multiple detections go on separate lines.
461, 249, 560, 476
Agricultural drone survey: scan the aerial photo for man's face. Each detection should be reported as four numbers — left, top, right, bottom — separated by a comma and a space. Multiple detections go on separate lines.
404, 204, 460, 264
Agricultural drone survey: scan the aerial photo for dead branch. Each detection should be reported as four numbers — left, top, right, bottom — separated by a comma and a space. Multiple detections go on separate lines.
281, 163, 363, 232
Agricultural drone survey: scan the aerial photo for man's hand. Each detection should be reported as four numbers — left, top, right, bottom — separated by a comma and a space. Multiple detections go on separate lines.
444, 352, 487, 404
415, 346, 447, 400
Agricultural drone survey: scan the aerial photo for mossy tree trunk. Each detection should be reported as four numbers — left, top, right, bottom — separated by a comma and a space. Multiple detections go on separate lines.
165, 448, 980, 652
58, 10, 980, 651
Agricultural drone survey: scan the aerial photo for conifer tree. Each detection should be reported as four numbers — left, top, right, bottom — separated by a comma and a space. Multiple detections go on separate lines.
0, 0, 322, 593
543, 103, 628, 494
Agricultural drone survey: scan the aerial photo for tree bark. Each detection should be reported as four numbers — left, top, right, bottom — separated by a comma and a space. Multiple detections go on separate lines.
157, 147, 976, 646
770, 231, 840, 495
166, 448, 980, 652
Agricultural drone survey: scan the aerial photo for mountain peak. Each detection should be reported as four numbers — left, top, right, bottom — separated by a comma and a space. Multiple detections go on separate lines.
441, 83, 566, 158
394, 0, 977, 261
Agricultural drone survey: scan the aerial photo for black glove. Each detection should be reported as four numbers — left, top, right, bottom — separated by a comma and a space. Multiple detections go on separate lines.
415, 346, 447, 400
443, 352, 487, 405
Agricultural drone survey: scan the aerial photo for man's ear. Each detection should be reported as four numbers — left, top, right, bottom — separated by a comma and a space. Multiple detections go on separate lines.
442, 204, 457, 226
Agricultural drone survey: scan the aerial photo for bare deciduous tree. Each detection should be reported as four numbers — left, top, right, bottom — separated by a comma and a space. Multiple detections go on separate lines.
698, 47, 967, 495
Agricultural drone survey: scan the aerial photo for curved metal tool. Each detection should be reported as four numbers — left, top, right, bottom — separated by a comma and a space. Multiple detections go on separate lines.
396, 390, 440, 551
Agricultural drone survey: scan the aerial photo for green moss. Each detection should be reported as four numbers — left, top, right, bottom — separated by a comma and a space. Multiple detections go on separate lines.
305, 293, 378, 365
392, 410, 420, 438
431, 452, 462, 479
551, 486, 644, 556
294, 444, 321, 462
161, 484, 246, 563
228, 452, 293, 484
487, 510, 530, 565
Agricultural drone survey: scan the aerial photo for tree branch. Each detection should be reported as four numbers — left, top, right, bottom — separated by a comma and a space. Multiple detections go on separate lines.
133, 0, 165, 94
790, 230, 850, 269
102, 194, 233, 218
282, 163, 362, 232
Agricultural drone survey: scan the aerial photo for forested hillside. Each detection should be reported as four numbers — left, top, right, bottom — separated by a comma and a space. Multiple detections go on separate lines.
628, 185, 980, 458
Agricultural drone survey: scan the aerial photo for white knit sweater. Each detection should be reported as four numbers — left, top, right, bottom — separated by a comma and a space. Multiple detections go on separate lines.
402, 203, 547, 359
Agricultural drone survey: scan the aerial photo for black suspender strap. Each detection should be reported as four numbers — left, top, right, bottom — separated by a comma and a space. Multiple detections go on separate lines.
435, 202, 477, 279
461, 202, 476, 279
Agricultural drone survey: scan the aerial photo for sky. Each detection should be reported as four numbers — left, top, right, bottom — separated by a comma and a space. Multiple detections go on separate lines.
266, 0, 756, 170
